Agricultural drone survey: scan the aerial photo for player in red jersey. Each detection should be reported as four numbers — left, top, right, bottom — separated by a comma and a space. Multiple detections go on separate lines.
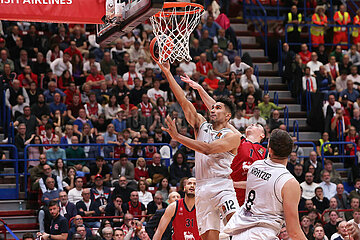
181, 75, 267, 205
153, 177, 200, 240
230, 124, 266, 205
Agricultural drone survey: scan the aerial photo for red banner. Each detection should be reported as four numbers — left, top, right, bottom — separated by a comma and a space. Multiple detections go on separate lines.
0, 0, 106, 24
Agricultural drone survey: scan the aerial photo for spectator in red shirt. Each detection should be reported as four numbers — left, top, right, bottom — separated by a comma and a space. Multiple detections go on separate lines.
86, 64, 105, 90
331, 108, 351, 137
134, 157, 149, 181
299, 43, 312, 64
64, 82, 81, 106
196, 53, 213, 78
18, 66, 38, 89
58, 70, 74, 90
204, 70, 220, 91
345, 126, 357, 155
122, 191, 146, 223
64, 41, 83, 61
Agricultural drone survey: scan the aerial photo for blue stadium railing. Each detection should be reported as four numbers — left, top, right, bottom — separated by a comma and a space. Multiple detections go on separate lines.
284, 106, 289, 132
0, 145, 19, 199
0, 140, 357, 199
321, 142, 358, 169
293, 120, 299, 141
243, 0, 268, 56
23, 143, 173, 197
285, 23, 360, 52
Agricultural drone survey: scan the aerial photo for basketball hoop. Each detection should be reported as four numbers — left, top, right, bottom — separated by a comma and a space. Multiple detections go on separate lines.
150, 2, 204, 63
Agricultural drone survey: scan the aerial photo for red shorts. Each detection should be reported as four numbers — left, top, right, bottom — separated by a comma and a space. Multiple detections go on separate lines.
353, 36, 360, 45
311, 34, 324, 47
334, 31, 348, 47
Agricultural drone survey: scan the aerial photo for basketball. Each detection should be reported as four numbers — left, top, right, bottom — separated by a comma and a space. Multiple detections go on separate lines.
150, 35, 174, 62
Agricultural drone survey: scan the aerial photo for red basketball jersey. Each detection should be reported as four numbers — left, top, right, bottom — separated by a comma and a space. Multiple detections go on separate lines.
172, 198, 201, 240
230, 137, 266, 205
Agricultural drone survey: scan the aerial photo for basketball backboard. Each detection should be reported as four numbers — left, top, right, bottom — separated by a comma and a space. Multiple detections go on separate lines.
96, 0, 164, 44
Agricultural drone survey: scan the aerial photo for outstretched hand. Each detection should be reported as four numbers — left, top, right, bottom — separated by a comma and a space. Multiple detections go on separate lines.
161, 115, 179, 139
155, 60, 171, 73
180, 74, 201, 90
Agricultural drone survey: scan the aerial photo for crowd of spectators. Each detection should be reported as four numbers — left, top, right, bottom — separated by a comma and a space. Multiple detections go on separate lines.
3, 1, 360, 240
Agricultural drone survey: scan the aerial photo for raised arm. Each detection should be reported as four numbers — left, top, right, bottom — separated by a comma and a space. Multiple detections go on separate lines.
162, 116, 240, 155
180, 74, 216, 110
156, 61, 205, 130
282, 179, 307, 240
153, 202, 176, 240
181, 75, 243, 137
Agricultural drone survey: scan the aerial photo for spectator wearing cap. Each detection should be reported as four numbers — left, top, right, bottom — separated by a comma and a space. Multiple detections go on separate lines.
90, 174, 111, 207
339, 80, 360, 103
76, 188, 101, 228
112, 109, 127, 133
213, 79, 230, 99
126, 106, 146, 133
83, 53, 101, 77
0, 37, 7, 51
89, 156, 111, 186
112, 154, 135, 183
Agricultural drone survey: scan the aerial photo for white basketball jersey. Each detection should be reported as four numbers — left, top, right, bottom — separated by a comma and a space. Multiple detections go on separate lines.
225, 158, 295, 235
195, 121, 235, 180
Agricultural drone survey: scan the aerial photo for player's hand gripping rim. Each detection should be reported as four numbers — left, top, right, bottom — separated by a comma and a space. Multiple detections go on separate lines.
161, 115, 178, 139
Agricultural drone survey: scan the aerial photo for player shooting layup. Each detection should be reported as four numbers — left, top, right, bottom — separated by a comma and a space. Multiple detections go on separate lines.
224, 129, 307, 240
181, 75, 266, 205
157, 61, 240, 240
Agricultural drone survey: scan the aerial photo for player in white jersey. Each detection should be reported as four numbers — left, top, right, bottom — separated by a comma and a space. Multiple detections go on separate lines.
224, 129, 307, 240
157, 61, 240, 240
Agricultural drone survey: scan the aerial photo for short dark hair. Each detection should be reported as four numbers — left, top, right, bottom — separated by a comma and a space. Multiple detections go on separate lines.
315, 186, 323, 193
269, 129, 293, 158
22, 233, 35, 240
96, 156, 104, 161
216, 96, 235, 117
49, 200, 59, 208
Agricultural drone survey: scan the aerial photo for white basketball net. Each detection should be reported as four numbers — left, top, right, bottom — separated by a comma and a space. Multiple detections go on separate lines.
150, 4, 204, 63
